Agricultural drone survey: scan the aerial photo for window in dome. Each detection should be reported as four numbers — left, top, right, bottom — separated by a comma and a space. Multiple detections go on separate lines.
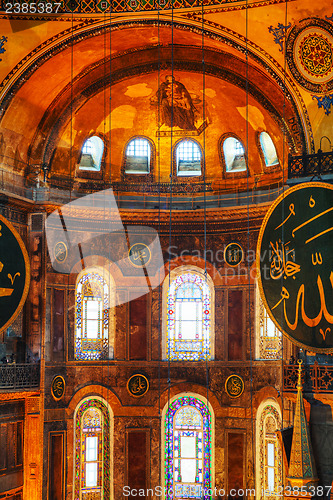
259, 132, 279, 167
125, 138, 151, 174
223, 137, 246, 172
176, 140, 202, 176
79, 136, 104, 171
164, 396, 212, 500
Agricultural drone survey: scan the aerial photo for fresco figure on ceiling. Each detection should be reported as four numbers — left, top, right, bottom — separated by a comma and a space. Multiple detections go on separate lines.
152, 75, 197, 130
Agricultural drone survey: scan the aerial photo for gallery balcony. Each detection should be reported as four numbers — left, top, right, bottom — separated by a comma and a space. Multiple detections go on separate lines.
288, 149, 333, 182
284, 361, 333, 393
0, 363, 40, 391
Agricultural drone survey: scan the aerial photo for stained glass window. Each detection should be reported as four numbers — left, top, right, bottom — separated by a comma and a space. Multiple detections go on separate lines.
74, 398, 111, 500
257, 403, 282, 500
167, 273, 211, 361
256, 284, 282, 360
165, 397, 211, 500
75, 271, 110, 360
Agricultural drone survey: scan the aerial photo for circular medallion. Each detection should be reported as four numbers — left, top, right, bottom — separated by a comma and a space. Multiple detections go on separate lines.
128, 243, 151, 268
224, 243, 244, 267
257, 182, 333, 353
127, 374, 149, 397
225, 374, 244, 398
286, 19, 333, 93
54, 241, 68, 263
0, 215, 30, 333
51, 375, 66, 401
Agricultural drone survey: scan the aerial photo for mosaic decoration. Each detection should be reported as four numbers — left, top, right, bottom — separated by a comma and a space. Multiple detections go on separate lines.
167, 273, 211, 361
0, 36, 7, 61
268, 22, 292, 52
286, 19, 333, 93
75, 272, 109, 360
258, 405, 282, 499
257, 183, 333, 353
51, 375, 66, 401
75, 399, 110, 500
312, 93, 333, 116
165, 397, 211, 500
0, 214, 30, 334
127, 374, 149, 397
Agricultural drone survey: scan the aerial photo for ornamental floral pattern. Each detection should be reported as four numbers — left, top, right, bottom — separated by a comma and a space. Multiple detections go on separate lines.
75, 272, 110, 360
165, 397, 211, 500
167, 273, 211, 361
75, 399, 111, 500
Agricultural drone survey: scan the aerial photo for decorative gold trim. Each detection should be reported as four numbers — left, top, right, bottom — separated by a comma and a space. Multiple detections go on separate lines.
0, 214, 30, 334
51, 375, 66, 401
127, 374, 149, 398
224, 242, 244, 267
256, 181, 333, 354
225, 374, 244, 398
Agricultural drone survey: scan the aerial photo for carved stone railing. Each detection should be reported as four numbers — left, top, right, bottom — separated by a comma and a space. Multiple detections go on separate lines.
0, 363, 40, 390
288, 150, 333, 179
284, 362, 333, 393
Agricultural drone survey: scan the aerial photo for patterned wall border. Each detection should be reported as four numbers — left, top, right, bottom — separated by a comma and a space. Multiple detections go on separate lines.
0, 18, 313, 153
0, 0, 290, 17
286, 17, 333, 94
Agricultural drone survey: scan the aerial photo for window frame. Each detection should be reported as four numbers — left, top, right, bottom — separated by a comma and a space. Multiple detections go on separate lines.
76, 134, 106, 181
162, 266, 215, 361
74, 267, 115, 361
172, 139, 204, 182
122, 136, 154, 182
257, 131, 280, 170
162, 393, 214, 500
219, 133, 248, 178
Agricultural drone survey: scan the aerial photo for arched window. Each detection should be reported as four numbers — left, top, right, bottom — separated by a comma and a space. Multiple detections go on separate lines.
256, 283, 282, 360
164, 270, 213, 361
125, 138, 151, 174
259, 132, 279, 167
74, 398, 112, 499
164, 396, 212, 500
75, 268, 114, 360
223, 137, 246, 172
256, 401, 282, 500
176, 140, 202, 176
79, 136, 104, 171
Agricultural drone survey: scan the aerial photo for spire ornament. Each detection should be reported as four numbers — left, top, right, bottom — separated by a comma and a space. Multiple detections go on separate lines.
287, 360, 318, 489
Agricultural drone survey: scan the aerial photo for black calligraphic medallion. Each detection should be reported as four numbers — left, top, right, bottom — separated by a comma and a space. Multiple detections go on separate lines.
0, 215, 30, 333
129, 243, 151, 268
257, 182, 333, 352
224, 243, 244, 267
54, 241, 68, 263
225, 375, 244, 398
127, 374, 149, 397
51, 375, 66, 401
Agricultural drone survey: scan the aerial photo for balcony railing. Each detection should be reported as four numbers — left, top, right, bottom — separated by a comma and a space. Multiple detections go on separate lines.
288, 150, 333, 179
0, 363, 40, 390
284, 362, 333, 393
